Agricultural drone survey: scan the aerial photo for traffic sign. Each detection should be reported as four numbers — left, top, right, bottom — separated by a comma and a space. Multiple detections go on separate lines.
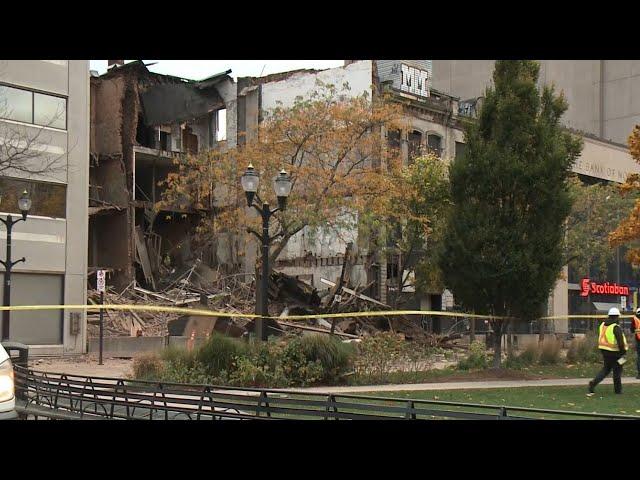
97, 270, 106, 293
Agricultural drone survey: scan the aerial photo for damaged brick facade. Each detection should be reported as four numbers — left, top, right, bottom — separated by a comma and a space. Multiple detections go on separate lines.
89, 61, 237, 290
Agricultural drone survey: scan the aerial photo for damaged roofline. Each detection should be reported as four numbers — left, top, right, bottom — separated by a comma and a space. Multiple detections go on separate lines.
99, 60, 233, 87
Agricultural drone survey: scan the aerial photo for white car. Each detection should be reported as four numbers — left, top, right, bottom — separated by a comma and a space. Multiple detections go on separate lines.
0, 344, 17, 420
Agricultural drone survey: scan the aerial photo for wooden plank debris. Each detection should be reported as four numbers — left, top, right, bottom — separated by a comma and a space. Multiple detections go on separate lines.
134, 226, 156, 290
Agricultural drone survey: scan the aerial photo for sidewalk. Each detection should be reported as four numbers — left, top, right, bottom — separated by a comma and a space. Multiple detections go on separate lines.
29, 357, 133, 379
26, 358, 640, 394
296, 377, 640, 394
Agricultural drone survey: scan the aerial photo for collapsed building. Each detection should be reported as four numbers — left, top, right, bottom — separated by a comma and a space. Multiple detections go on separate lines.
89, 60, 239, 291
89, 60, 468, 336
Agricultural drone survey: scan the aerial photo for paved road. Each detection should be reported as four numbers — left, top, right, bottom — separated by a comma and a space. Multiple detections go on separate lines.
296, 377, 640, 394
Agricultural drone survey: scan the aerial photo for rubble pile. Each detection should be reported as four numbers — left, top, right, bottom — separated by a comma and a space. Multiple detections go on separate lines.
87, 263, 461, 350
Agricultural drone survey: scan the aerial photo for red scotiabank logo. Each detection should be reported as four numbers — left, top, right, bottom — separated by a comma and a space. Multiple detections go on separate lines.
580, 278, 629, 297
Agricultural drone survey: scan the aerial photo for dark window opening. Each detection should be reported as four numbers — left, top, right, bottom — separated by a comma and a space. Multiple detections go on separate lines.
455, 141, 466, 161
408, 130, 422, 163
182, 126, 198, 155
427, 134, 442, 157
160, 131, 170, 151
136, 115, 156, 148
388, 129, 401, 150
387, 261, 399, 280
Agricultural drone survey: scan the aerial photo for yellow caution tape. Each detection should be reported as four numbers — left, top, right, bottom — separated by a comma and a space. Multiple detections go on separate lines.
0, 303, 632, 322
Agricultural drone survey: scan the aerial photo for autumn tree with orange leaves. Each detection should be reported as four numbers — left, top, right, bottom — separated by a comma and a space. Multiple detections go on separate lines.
609, 125, 640, 264
160, 81, 406, 275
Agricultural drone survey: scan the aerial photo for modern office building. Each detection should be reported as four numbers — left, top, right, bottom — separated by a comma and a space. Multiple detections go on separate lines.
0, 60, 89, 354
431, 60, 640, 146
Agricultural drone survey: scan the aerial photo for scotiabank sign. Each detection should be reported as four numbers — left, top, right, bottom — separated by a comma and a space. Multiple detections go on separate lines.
580, 278, 629, 297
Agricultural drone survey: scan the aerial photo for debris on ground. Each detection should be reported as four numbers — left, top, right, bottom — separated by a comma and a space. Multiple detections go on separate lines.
87, 259, 462, 350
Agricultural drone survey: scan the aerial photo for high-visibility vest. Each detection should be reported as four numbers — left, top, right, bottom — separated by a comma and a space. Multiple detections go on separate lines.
598, 322, 628, 352
633, 316, 640, 341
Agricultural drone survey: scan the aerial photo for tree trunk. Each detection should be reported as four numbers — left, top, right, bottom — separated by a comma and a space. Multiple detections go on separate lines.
538, 319, 545, 345
492, 329, 502, 369
470, 318, 476, 343
490, 319, 505, 369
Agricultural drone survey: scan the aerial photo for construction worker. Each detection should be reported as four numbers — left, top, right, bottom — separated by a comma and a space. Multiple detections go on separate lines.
631, 308, 640, 379
588, 307, 628, 395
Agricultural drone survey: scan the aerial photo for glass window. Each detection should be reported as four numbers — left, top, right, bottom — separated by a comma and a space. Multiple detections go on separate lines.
34, 92, 66, 129
408, 130, 422, 163
0, 176, 66, 218
387, 129, 401, 150
427, 134, 442, 157
0, 85, 33, 124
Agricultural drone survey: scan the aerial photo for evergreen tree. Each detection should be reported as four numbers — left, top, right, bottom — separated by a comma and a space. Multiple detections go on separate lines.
440, 61, 582, 368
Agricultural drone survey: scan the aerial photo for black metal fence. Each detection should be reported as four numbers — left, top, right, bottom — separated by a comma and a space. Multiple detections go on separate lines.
13, 366, 640, 421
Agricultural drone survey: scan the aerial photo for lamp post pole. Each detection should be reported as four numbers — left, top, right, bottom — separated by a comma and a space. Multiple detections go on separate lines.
256, 202, 275, 341
1, 215, 26, 341
0, 190, 32, 341
241, 165, 292, 342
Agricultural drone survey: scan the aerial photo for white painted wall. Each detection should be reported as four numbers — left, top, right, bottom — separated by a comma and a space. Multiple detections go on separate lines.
260, 62, 373, 262
261, 61, 373, 112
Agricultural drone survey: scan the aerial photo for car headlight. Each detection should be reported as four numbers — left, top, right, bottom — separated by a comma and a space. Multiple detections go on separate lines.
0, 358, 15, 403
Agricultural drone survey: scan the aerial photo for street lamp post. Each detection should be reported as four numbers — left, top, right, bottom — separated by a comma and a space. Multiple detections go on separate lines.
0, 190, 32, 341
241, 165, 292, 341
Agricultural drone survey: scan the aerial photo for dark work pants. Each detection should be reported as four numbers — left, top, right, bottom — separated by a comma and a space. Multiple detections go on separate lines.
591, 351, 623, 394
636, 339, 640, 376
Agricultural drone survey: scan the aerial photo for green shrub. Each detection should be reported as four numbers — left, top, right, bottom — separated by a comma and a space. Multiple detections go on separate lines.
228, 356, 288, 388
195, 333, 247, 376
161, 359, 213, 385
296, 334, 355, 382
281, 336, 325, 386
457, 341, 488, 370
132, 352, 163, 381
504, 343, 538, 369
353, 332, 404, 379
566, 334, 600, 364
160, 345, 197, 368
519, 343, 540, 365
399, 342, 441, 372
538, 339, 561, 365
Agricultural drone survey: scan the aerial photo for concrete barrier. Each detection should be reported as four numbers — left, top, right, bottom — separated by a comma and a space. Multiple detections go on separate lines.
87, 336, 208, 357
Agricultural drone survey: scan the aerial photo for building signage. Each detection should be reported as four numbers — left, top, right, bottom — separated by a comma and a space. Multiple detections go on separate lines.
580, 278, 629, 297
400, 64, 431, 98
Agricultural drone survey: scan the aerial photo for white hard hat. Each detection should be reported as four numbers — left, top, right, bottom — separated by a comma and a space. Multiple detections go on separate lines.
636, 308, 640, 315
608, 307, 621, 316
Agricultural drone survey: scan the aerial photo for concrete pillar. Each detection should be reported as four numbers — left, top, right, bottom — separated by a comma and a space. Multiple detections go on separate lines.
552, 265, 569, 334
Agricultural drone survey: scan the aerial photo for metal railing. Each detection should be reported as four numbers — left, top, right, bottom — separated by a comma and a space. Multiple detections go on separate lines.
13, 366, 640, 421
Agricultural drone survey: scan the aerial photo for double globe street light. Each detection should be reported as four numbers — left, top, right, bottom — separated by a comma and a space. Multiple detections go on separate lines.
0, 190, 32, 341
241, 165, 292, 341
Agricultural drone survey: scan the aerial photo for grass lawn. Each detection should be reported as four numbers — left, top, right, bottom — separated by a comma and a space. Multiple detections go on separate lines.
360, 384, 640, 418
